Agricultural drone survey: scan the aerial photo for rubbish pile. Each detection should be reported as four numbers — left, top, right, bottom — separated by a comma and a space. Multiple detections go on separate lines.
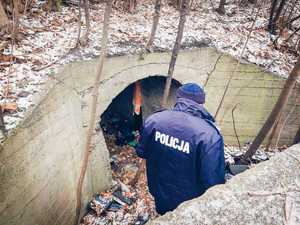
80, 135, 157, 225
80, 134, 286, 225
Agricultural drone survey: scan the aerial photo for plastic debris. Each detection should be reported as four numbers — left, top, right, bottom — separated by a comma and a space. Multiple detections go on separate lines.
113, 190, 133, 206
89, 195, 112, 216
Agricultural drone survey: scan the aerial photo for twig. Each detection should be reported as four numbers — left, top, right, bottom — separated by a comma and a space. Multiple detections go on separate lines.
231, 103, 241, 151
204, 54, 222, 87
284, 26, 300, 43
0, 105, 6, 137
32, 49, 73, 72
275, 105, 296, 147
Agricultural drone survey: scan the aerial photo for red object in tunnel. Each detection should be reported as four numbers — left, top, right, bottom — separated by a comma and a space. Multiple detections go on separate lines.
133, 81, 142, 115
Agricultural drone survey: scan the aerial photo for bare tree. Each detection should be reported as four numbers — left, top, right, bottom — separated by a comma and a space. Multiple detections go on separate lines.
74, 1, 112, 225
268, 0, 287, 34
244, 56, 300, 159
76, 0, 91, 47
12, 0, 20, 38
216, 0, 226, 15
162, 0, 190, 107
0, 1, 8, 28
82, 0, 90, 45
146, 0, 162, 52
76, 0, 82, 47
46, 0, 62, 11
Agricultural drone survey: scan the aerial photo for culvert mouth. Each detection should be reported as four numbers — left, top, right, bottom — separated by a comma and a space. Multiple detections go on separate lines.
100, 76, 181, 147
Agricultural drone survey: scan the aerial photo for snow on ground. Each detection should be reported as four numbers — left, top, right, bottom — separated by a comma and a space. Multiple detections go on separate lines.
0, 0, 299, 139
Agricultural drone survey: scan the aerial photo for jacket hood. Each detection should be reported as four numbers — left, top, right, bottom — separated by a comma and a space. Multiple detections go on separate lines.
174, 98, 215, 122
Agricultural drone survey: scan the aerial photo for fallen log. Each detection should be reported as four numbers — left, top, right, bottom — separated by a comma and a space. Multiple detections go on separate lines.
149, 144, 300, 225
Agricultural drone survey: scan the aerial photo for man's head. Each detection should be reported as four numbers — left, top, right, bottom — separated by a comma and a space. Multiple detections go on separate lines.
176, 83, 205, 104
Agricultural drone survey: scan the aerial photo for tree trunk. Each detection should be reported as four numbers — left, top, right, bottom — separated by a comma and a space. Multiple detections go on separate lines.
268, 0, 278, 33
82, 0, 90, 46
12, 0, 20, 38
272, 0, 287, 29
268, 0, 287, 34
294, 126, 300, 144
216, 0, 226, 15
146, 0, 162, 52
46, 0, 62, 11
76, 0, 82, 47
162, 0, 190, 107
74, 1, 112, 225
244, 56, 300, 159
0, 1, 8, 28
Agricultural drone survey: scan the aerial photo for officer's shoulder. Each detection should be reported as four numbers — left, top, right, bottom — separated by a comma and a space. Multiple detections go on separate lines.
204, 119, 222, 137
153, 108, 168, 114
145, 108, 169, 123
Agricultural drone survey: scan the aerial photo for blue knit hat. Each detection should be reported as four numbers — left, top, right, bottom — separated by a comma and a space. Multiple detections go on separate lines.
176, 83, 205, 104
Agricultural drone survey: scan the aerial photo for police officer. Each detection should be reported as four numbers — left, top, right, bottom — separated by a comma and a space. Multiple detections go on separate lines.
135, 83, 225, 215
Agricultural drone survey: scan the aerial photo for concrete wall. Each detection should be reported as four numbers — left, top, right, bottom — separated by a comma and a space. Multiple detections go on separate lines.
0, 47, 299, 225
0, 74, 112, 225
71, 48, 299, 145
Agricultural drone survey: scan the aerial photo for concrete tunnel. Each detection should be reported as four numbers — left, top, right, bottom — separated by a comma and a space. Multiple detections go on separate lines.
100, 76, 181, 146
0, 48, 299, 225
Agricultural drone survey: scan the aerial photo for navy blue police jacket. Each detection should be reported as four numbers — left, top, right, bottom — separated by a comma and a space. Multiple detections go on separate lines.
135, 98, 225, 214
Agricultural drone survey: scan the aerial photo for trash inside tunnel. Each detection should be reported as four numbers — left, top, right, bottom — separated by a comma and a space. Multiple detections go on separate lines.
100, 76, 182, 147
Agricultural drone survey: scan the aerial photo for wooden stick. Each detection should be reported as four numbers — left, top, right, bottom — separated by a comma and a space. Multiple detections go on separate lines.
74, 1, 112, 225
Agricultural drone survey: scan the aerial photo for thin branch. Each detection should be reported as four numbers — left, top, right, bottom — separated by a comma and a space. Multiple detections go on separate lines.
275, 104, 296, 147
284, 26, 300, 43
74, 1, 113, 225
204, 54, 222, 87
232, 103, 241, 151
0, 105, 6, 137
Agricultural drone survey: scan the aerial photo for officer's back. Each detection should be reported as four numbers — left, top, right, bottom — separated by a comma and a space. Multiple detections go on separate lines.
136, 83, 225, 215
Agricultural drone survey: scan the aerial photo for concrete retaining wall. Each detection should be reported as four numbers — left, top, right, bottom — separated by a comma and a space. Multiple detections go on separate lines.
0, 48, 299, 225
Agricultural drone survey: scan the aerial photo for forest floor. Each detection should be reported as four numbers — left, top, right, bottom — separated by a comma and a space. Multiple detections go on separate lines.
0, 0, 300, 140
79, 134, 286, 225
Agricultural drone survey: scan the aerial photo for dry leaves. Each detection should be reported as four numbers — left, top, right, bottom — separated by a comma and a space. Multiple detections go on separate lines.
0, 102, 18, 112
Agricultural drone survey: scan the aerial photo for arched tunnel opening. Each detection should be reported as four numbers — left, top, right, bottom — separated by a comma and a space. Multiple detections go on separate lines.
100, 76, 182, 147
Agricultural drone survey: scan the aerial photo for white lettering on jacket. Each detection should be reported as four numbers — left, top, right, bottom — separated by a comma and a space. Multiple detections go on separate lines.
155, 131, 190, 154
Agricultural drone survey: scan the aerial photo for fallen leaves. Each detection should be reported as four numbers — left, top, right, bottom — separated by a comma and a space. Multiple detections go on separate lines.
0, 102, 18, 113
